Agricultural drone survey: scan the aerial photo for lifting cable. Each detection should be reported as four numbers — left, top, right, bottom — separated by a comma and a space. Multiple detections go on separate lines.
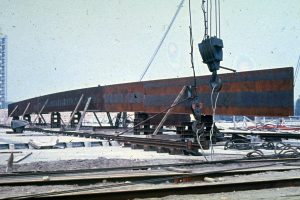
188, 0, 197, 88
209, 84, 220, 160
189, 0, 210, 161
199, 0, 222, 161
195, 84, 220, 161
218, 0, 221, 38
139, 0, 185, 81
201, 0, 221, 39
201, 0, 208, 39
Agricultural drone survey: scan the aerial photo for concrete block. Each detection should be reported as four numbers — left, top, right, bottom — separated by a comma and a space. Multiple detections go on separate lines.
0, 144, 9, 150
71, 142, 85, 148
14, 143, 29, 149
90, 141, 102, 147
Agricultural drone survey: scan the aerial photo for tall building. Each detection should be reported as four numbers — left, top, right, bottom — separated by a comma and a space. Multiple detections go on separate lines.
296, 96, 300, 116
0, 34, 7, 109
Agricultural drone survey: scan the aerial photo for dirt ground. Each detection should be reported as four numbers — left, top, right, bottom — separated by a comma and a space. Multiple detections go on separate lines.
1, 128, 300, 199
0, 157, 198, 173
138, 187, 300, 200
1, 160, 300, 199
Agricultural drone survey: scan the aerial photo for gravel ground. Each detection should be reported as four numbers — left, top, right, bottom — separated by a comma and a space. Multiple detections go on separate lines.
0, 157, 198, 173
5, 184, 300, 199
1, 163, 300, 199
2, 127, 300, 199
0, 157, 141, 173
138, 187, 300, 200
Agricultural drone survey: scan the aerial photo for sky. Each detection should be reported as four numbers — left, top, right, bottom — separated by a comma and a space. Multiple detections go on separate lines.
0, 0, 299, 102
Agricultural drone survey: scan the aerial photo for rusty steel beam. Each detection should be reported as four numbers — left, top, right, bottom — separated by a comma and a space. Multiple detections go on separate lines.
8, 67, 294, 117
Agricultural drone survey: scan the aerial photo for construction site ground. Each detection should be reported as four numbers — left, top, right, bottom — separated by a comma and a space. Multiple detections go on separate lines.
1, 127, 300, 199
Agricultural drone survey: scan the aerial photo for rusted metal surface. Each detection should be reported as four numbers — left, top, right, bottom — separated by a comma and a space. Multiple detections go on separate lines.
8, 67, 294, 117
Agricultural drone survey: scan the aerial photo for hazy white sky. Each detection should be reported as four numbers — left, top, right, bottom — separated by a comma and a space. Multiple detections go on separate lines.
0, 0, 299, 102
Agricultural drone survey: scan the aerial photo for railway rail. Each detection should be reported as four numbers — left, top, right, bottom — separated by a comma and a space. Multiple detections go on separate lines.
3, 161, 300, 200
2, 155, 300, 177
2, 126, 300, 199
1, 162, 300, 187
2, 125, 300, 156
38, 176, 300, 200
4, 126, 204, 155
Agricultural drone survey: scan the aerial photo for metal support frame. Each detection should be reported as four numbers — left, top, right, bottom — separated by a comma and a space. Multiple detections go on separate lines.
23, 114, 31, 122
122, 112, 127, 128
93, 112, 102, 127
8, 105, 18, 118
76, 97, 92, 131
115, 112, 122, 127
39, 114, 47, 124
106, 112, 113, 127
22, 103, 31, 119
66, 94, 84, 128
50, 112, 61, 128
60, 118, 66, 126
32, 99, 49, 124
153, 86, 187, 135
133, 112, 149, 135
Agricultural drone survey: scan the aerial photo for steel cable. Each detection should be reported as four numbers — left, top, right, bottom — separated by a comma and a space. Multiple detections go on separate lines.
139, 0, 185, 81
209, 85, 220, 160
188, 0, 197, 88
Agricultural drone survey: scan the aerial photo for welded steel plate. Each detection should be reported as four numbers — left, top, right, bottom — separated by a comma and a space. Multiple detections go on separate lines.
8, 67, 294, 117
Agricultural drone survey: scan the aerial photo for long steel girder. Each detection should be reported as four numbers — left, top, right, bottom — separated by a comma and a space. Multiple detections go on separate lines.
8, 67, 294, 117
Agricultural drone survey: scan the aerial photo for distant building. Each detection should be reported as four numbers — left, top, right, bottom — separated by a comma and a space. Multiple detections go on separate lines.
0, 34, 7, 109
296, 96, 300, 116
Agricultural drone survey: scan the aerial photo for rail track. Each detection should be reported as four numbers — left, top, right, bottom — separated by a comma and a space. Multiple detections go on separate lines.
2, 126, 300, 199
2, 125, 300, 156
1, 162, 300, 187
38, 176, 300, 200
0, 125, 203, 155
3, 161, 300, 199
2, 155, 300, 177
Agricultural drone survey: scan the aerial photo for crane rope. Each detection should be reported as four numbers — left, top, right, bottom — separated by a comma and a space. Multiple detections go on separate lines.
201, 0, 208, 39
201, 0, 221, 39
218, 0, 221, 38
188, 0, 197, 88
139, 0, 185, 81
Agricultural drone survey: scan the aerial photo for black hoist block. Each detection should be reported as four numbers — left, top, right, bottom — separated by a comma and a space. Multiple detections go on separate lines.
198, 37, 223, 72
